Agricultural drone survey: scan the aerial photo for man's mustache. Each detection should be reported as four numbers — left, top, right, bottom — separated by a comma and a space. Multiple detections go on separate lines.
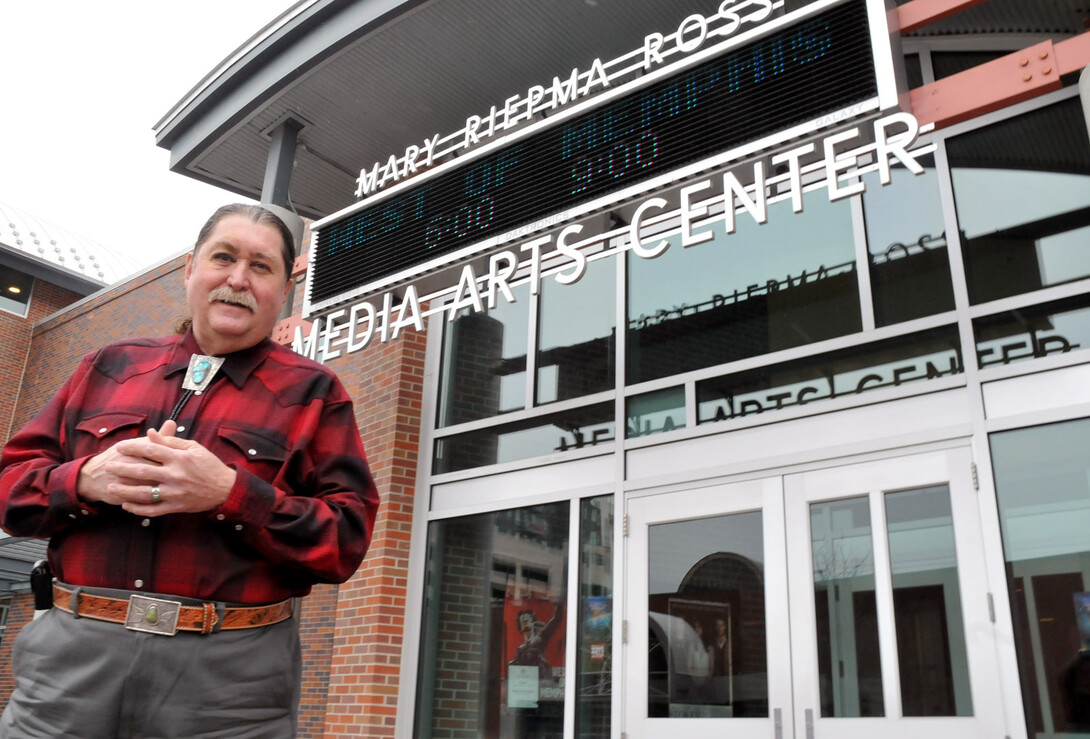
208, 286, 257, 311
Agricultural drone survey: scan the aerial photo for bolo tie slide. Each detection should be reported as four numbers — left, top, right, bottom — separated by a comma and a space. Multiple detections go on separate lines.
168, 354, 224, 422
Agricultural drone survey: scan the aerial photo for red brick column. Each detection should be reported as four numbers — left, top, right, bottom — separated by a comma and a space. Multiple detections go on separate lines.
297, 583, 337, 735
322, 329, 425, 737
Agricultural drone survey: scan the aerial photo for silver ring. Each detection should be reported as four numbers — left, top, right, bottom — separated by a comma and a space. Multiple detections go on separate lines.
150, 486, 162, 504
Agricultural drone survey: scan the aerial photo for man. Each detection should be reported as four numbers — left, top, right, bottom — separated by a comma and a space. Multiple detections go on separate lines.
0, 204, 379, 738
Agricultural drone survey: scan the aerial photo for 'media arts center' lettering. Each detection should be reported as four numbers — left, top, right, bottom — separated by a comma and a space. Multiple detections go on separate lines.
295, 112, 931, 361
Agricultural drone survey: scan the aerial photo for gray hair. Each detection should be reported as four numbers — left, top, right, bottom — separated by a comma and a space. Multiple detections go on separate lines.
192, 204, 296, 281
176, 204, 297, 335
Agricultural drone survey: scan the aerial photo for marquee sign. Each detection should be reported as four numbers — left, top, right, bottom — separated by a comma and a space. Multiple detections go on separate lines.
306, 0, 904, 315
294, 111, 933, 361
354, 0, 823, 199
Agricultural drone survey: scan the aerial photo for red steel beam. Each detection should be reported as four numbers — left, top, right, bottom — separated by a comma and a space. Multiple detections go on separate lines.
909, 40, 1065, 129
291, 252, 308, 278
272, 314, 313, 346
901, 0, 1090, 131
1055, 31, 1090, 76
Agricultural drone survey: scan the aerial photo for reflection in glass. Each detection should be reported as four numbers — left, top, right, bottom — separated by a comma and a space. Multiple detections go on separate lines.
627, 194, 860, 384
438, 283, 530, 427
950, 98, 1090, 304
627, 387, 686, 439
433, 402, 614, 474
696, 326, 962, 424
647, 512, 767, 718
991, 420, 1090, 737
810, 497, 885, 717
975, 294, 1090, 369
885, 486, 973, 716
862, 154, 955, 326
576, 496, 614, 737
414, 502, 570, 739
537, 255, 615, 405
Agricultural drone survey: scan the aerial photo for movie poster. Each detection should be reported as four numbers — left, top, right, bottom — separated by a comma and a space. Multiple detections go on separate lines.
504, 595, 566, 708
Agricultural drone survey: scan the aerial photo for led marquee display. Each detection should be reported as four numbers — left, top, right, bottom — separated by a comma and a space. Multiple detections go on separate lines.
310, 0, 880, 309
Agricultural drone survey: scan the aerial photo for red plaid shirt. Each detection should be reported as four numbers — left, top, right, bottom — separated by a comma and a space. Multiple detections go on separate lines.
0, 330, 379, 604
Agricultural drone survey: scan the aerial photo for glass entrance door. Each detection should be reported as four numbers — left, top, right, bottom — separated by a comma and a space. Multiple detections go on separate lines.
625, 449, 1008, 738
626, 477, 791, 738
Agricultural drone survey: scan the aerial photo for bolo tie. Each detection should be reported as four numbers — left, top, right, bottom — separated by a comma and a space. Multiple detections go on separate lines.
167, 354, 225, 424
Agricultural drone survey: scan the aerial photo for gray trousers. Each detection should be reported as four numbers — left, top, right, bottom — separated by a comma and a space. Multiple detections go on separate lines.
0, 606, 300, 738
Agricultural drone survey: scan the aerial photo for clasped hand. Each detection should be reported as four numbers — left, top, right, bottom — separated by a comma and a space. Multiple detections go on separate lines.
76, 420, 236, 517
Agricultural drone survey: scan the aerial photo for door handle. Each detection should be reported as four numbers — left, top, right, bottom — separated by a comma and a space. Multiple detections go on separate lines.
805, 707, 814, 739
774, 707, 782, 739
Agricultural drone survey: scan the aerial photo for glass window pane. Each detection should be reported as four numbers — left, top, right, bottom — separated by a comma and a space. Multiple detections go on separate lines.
434, 402, 614, 474
884, 486, 973, 716
975, 294, 1090, 370
576, 496, 613, 737
810, 497, 885, 717
930, 51, 1004, 80
990, 419, 1090, 736
0, 266, 34, 317
696, 326, 962, 424
627, 387, 686, 439
438, 283, 530, 427
903, 53, 923, 89
627, 195, 860, 384
537, 255, 615, 405
414, 502, 570, 739
648, 512, 768, 718
863, 154, 955, 326
949, 98, 1090, 304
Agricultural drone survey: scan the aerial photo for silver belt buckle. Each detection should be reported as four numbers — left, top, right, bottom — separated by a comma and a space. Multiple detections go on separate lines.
125, 594, 182, 636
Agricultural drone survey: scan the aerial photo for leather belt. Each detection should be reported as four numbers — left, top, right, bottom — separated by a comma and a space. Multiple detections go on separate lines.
52, 583, 293, 636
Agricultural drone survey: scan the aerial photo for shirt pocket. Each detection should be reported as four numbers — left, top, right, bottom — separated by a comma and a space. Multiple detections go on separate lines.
74, 412, 147, 455
216, 426, 289, 481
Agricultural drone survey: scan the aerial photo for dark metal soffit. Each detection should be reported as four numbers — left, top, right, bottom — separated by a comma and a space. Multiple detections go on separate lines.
155, 0, 1090, 221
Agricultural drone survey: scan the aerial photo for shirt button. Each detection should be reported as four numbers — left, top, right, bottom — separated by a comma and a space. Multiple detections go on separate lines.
248, 449, 257, 456
134, 580, 144, 589
177, 425, 186, 433
98, 427, 108, 434
81, 509, 90, 516
69, 513, 77, 519
141, 518, 150, 527
234, 525, 243, 531
195, 390, 202, 396
216, 514, 226, 521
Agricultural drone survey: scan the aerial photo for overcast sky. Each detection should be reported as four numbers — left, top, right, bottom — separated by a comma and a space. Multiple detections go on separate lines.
1, 1, 296, 274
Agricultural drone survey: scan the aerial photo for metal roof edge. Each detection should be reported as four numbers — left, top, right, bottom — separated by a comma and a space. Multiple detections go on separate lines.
153, 0, 326, 138
1, 245, 109, 296
152, 0, 425, 166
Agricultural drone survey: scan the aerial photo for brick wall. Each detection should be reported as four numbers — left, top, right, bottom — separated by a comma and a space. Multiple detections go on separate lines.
10, 257, 192, 432
428, 520, 490, 737
0, 593, 35, 703
298, 583, 337, 736
0, 279, 83, 445
321, 328, 424, 737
